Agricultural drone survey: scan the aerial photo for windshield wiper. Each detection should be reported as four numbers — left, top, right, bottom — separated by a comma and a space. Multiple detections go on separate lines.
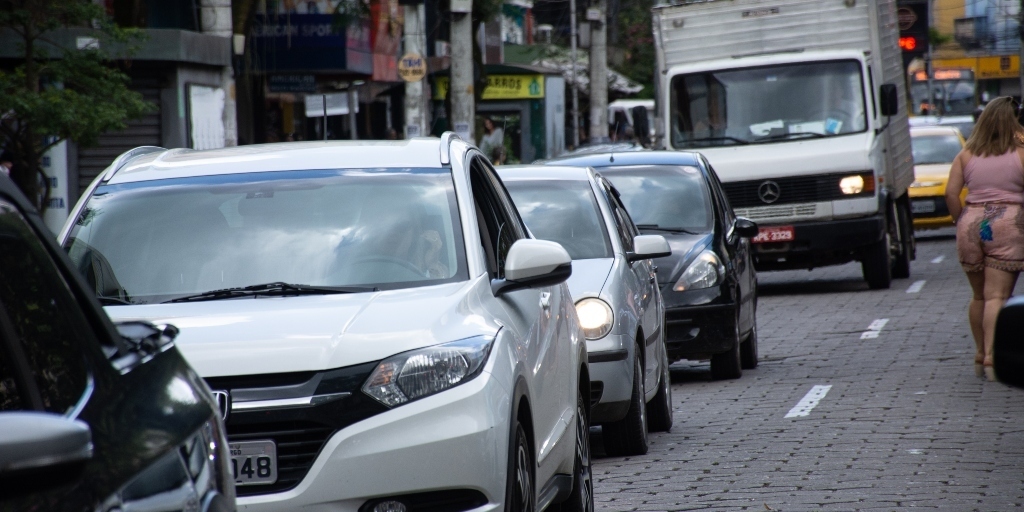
97, 296, 134, 306
635, 224, 700, 235
755, 131, 827, 142
166, 281, 377, 303
683, 136, 749, 145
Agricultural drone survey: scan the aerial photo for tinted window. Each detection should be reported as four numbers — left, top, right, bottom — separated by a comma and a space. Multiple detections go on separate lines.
64, 169, 468, 303
912, 133, 962, 165
471, 159, 521, 279
505, 180, 612, 260
601, 165, 714, 233
0, 198, 89, 413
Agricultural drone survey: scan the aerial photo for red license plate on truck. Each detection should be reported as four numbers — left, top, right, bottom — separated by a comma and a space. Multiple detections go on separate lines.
752, 226, 795, 243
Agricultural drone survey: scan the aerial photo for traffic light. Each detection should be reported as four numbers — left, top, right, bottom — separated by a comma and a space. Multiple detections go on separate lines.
897, 1, 929, 64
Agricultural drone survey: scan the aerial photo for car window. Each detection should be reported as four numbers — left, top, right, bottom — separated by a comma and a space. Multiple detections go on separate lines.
911, 133, 963, 164
600, 179, 636, 252
504, 179, 613, 260
601, 165, 714, 233
703, 158, 734, 227
470, 157, 522, 279
64, 169, 469, 303
0, 198, 90, 414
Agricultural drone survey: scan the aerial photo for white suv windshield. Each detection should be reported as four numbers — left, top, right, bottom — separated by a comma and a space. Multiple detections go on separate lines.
670, 60, 867, 148
65, 169, 467, 304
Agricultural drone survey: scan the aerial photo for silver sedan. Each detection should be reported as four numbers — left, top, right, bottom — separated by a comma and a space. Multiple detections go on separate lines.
499, 165, 673, 456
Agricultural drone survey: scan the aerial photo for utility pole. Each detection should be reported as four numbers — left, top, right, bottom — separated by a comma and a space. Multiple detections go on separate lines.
200, 0, 237, 147
588, 0, 608, 143
450, 0, 475, 143
404, 3, 428, 138
570, 0, 580, 148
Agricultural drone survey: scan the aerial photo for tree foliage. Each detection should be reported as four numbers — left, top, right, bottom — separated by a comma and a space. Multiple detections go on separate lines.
615, 0, 655, 98
0, 0, 152, 211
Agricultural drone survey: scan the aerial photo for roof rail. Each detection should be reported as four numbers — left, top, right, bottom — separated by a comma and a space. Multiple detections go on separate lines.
101, 146, 167, 183
439, 131, 461, 165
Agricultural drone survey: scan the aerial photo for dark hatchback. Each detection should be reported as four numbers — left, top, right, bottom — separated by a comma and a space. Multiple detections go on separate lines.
0, 175, 234, 511
543, 150, 759, 379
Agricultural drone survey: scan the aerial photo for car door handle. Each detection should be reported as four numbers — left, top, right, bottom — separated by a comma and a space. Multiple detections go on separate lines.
539, 292, 551, 310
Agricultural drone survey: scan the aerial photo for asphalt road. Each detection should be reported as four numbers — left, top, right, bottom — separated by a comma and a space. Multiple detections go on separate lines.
591, 227, 1024, 511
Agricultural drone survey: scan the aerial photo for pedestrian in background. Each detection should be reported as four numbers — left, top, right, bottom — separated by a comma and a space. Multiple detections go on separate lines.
945, 96, 1024, 381
478, 117, 503, 161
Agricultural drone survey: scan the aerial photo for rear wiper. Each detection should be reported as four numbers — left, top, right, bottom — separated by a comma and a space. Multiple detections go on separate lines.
755, 131, 826, 142
166, 281, 377, 303
683, 136, 749, 145
635, 224, 700, 235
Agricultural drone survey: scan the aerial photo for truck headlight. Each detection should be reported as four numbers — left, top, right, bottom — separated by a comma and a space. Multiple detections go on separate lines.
674, 251, 723, 291
575, 298, 613, 340
362, 336, 493, 407
839, 173, 875, 195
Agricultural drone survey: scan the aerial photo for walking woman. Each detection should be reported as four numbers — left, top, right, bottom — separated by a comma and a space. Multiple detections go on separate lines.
946, 96, 1024, 381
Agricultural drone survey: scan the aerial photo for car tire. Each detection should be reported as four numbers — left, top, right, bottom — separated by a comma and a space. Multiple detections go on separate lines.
710, 315, 742, 380
892, 200, 913, 279
862, 232, 892, 290
602, 351, 648, 456
505, 418, 536, 512
645, 349, 673, 433
554, 389, 594, 512
740, 311, 758, 370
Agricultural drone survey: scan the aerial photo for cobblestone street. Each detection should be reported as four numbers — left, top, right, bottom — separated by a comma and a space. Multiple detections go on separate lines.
592, 228, 1024, 511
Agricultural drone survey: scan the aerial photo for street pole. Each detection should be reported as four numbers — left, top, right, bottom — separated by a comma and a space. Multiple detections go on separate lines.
588, 0, 608, 143
569, 0, 580, 148
450, 5, 475, 143
404, 3, 428, 138
200, 0, 237, 147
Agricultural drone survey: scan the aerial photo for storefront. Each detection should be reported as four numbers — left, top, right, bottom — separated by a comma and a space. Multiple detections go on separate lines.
248, 0, 402, 142
432, 64, 565, 163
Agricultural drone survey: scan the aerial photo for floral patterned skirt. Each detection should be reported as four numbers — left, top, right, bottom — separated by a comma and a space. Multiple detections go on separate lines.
957, 203, 1024, 272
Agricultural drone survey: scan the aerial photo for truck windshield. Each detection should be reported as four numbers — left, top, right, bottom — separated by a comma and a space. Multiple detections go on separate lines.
670, 60, 868, 148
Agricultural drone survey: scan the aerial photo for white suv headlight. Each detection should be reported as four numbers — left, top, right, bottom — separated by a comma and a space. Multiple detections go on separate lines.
673, 250, 723, 291
362, 336, 494, 407
575, 298, 613, 340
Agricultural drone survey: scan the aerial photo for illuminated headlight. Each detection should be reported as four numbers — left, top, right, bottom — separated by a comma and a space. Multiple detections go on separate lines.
839, 175, 865, 194
575, 298, 613, 340
362, 336, 493, 407
674, 250, 723, 291
911, 180, 943, 188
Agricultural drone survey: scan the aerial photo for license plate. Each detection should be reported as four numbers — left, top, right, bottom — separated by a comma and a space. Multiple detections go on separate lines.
751, 226, 795, 243
911, 200, 936, 214
230, 440, 278, 486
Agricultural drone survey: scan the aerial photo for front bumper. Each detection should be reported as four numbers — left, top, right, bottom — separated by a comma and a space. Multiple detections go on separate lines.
752, 215, 884, 271
658, 285, 737, 361
236, 371, 508, 512
586, 333, 633, 423
909, 186, 961, 230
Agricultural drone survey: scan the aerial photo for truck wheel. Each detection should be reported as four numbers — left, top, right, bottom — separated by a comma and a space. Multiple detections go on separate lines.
862, 233, 892, 289
891, 200, 913, 279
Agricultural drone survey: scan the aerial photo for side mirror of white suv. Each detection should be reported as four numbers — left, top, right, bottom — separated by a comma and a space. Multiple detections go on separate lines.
492, 239, 572, 295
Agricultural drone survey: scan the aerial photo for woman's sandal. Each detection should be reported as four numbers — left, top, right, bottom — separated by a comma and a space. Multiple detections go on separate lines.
975, 354, 986, 378
983, 360, 996, 382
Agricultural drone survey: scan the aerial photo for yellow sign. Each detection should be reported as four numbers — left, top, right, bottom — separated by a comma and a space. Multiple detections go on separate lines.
398, 53, 427, 82
934, 56, 1019, 80
434, 75, 545, 100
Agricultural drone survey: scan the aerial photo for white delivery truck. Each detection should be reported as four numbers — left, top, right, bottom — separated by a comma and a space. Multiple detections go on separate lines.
652, 0, 915, 288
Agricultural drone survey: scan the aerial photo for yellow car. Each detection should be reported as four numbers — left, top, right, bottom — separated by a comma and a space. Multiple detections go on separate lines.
909, 125, 968, 230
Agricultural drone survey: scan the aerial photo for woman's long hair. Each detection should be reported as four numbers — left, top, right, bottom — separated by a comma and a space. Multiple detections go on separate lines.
965, 96, 1022, 157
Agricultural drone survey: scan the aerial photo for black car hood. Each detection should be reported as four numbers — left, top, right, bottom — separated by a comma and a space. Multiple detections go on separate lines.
641, 230, 713, 286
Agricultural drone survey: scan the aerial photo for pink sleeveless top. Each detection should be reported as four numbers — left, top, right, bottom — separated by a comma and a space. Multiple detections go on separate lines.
964, 149, 1024, 204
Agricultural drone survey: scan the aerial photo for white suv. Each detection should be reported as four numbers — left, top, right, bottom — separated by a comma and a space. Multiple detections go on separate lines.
59, 136, 593, 512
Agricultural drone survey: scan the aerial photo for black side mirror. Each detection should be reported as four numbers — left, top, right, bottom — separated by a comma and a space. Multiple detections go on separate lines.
880, 84, 898, 117
732, 217, 759, 239
994, 296, 1024, 388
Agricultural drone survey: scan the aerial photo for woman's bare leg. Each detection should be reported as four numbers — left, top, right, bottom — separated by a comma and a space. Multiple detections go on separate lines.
965, 271, 985, 365
982, 266, 1020, 367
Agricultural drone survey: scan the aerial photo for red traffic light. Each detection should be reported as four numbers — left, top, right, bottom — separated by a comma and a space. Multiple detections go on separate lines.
899, 36, 918, 52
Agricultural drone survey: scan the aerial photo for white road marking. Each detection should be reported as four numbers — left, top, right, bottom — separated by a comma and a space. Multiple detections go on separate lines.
906, 280, 926, 293
860, 318, 889, 339
931, 255, 945, 263
785, 385, 833, 418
